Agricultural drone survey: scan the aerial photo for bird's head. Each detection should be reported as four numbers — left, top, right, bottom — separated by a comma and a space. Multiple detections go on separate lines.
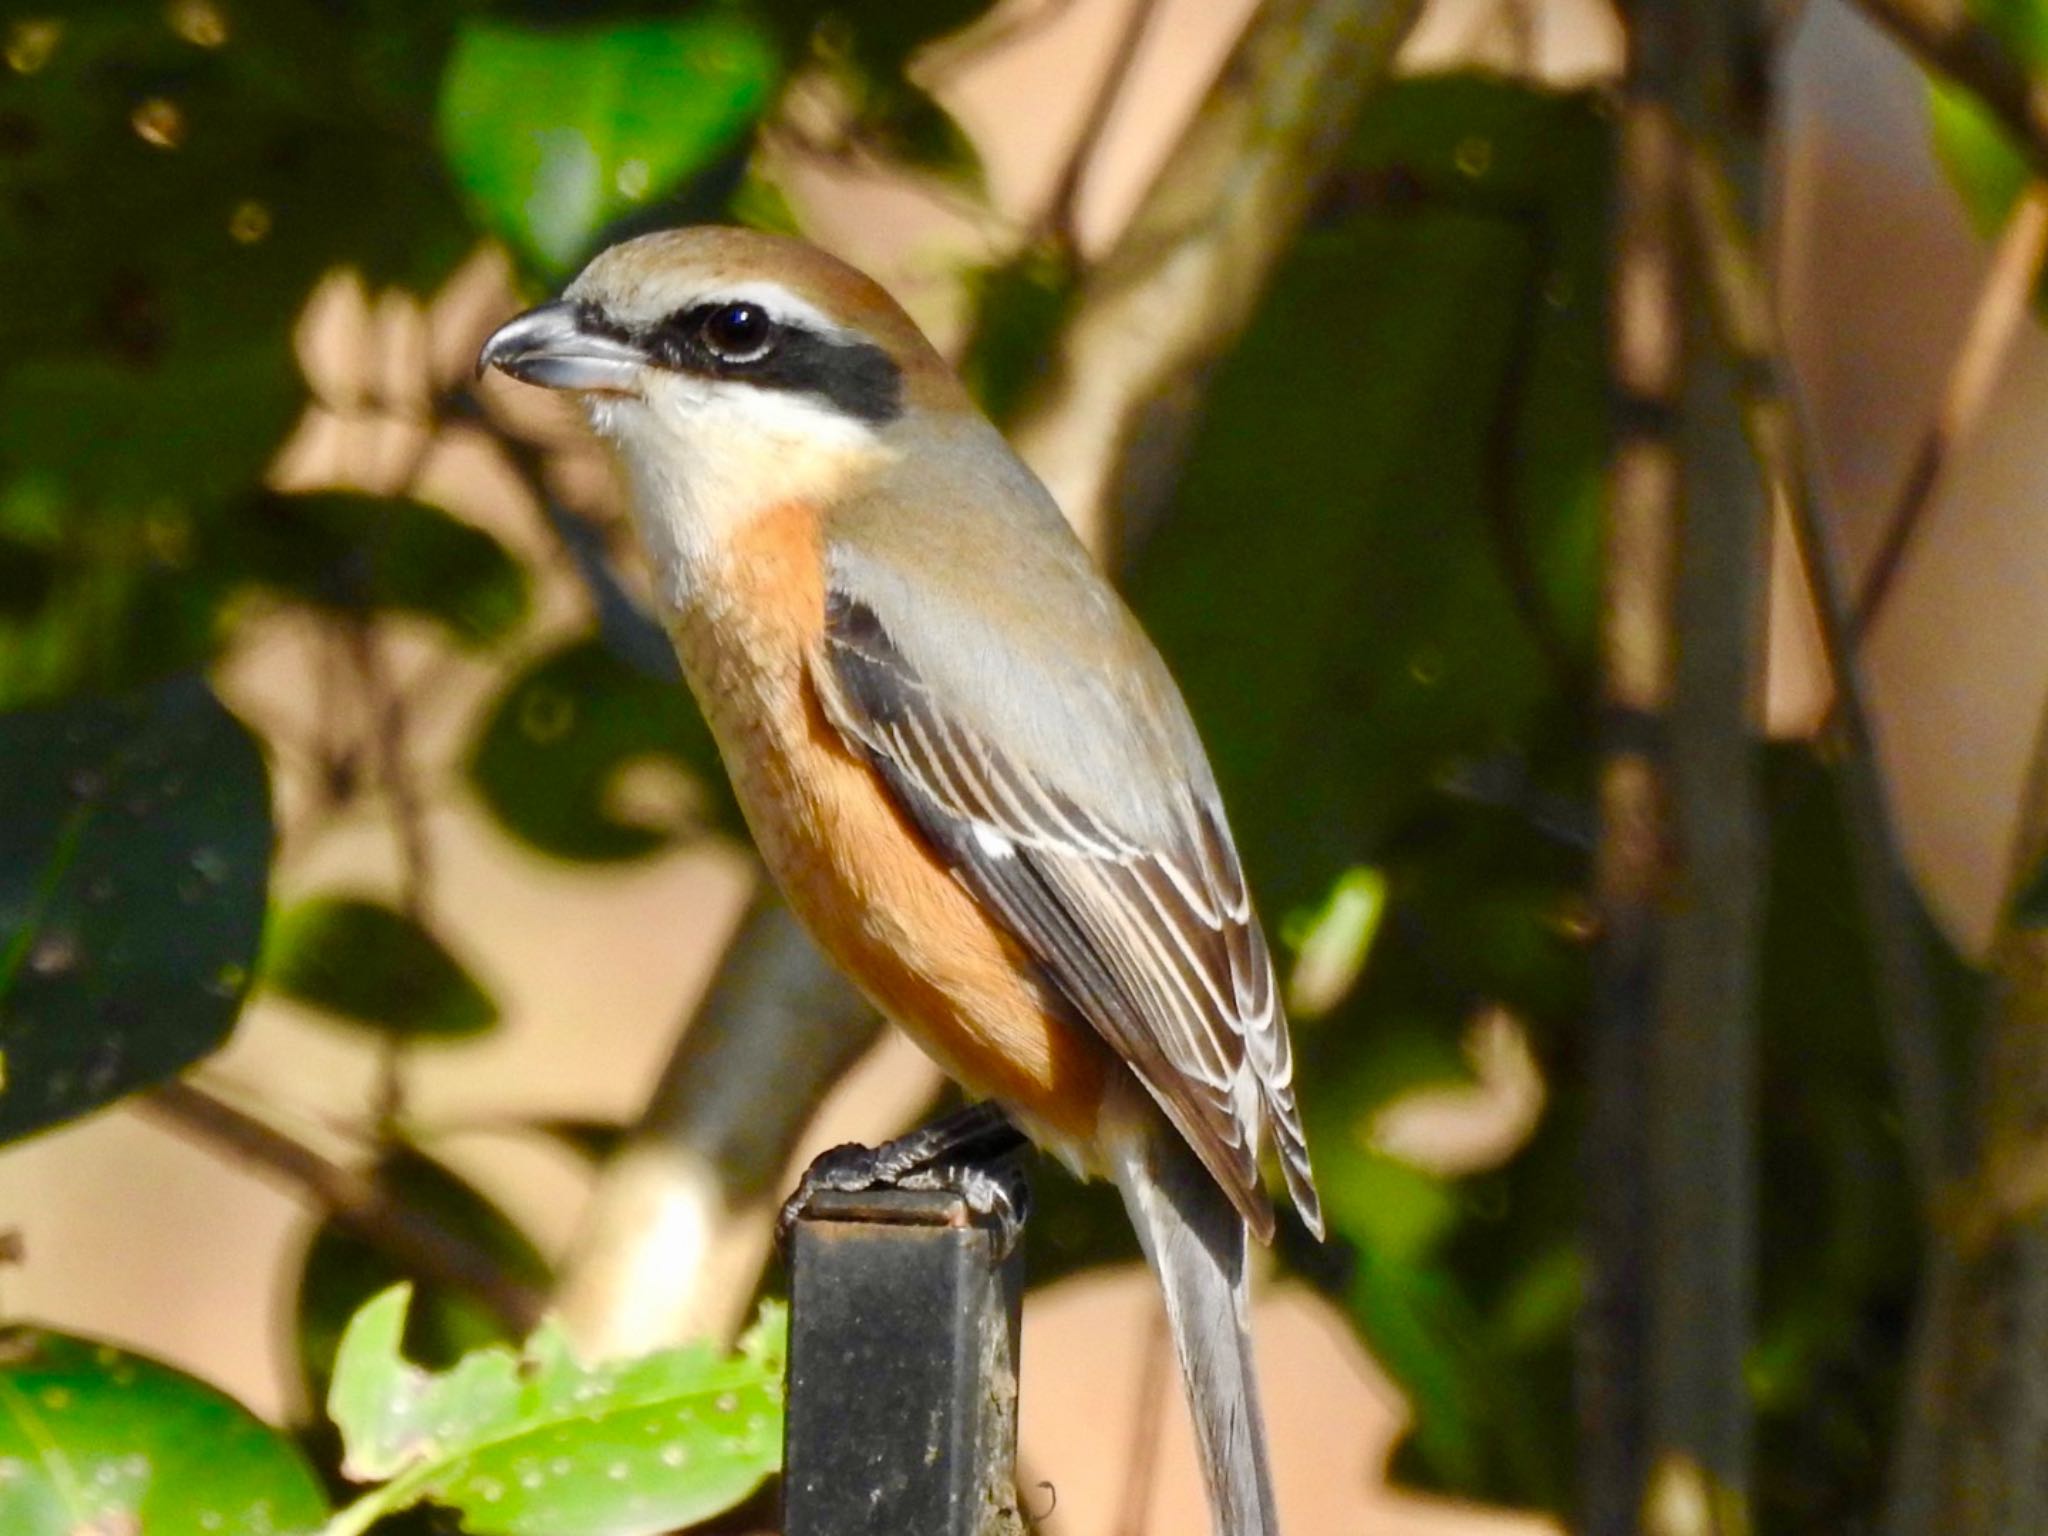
478, 227, 971, 579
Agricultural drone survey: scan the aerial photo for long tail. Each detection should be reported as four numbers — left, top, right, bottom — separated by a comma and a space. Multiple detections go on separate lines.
1108, 1117, 1279, 1536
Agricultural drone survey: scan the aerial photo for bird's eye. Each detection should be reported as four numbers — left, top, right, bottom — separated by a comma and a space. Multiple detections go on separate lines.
700, 302, 775, 363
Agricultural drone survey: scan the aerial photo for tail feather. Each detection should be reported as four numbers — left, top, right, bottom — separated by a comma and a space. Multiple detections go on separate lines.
1109, 1119, 1279, 1536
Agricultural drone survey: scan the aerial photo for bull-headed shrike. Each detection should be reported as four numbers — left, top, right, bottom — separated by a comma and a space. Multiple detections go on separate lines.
481, 226, 1322, 1536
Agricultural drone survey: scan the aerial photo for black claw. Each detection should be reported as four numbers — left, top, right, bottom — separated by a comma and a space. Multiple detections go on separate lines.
776, 1104, 1032, 1255
898, 1158, 1031, 1259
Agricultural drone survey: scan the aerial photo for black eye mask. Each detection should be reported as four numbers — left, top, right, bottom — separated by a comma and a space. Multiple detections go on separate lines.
577, 299, 905, 427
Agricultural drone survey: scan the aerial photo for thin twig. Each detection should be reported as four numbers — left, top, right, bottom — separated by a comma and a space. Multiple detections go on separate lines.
143, 1081, 544, 1334
1041, 0, 1165, 254
339, 617, 432, 1140
1684, 136, 1961, 1536
1846, 183, 2048, 643
1682, 141, 1954, 1212
341, 620, 433, 919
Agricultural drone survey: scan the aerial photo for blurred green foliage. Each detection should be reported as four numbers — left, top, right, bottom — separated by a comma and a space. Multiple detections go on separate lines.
0, 1, 2004, 1532
1108, 75, 1610, 1499
439, 13, 781, 274
240, 492, 532, 648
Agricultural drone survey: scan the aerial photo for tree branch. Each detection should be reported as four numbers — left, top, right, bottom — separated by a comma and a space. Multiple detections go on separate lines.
1645, 74, 1771, 1536
552, 894, 880, 1354
1007, 0, 1428, 559
143, 1080, 544, 1335
1582, 25, 1687, 1528
1587, 2, 1774, 1530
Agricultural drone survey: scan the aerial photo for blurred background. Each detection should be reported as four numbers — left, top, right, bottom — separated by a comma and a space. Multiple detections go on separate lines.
5, 0, 2048, 1532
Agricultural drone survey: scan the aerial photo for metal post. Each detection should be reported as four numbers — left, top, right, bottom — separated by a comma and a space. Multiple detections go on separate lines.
783, 1185, 1026, 1536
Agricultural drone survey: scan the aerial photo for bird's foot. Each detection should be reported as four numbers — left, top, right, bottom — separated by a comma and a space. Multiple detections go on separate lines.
894, 1157, 1031, 1259
777, 1102, 1030, 1257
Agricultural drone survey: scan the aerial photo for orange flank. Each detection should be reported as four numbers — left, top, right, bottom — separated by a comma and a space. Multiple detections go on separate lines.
669, 500, 1114, 1154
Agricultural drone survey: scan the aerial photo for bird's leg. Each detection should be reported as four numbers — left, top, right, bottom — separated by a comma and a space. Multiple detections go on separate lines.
778, 1100, 1031, 1255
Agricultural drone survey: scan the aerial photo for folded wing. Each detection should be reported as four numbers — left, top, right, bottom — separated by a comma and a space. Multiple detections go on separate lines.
814, 585, 1321, 1242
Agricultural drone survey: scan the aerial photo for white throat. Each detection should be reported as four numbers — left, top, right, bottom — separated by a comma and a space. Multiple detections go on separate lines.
585, 380, 889, 614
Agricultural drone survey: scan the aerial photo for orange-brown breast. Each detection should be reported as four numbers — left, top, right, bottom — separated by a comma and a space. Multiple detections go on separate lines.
668, 500, 1113, 1154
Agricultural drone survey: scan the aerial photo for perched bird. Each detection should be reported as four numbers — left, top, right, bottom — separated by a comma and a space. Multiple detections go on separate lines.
480, 226, 1322, 1536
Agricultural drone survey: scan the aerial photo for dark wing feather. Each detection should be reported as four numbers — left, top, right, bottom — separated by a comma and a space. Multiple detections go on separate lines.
817, 588, 1322, 1242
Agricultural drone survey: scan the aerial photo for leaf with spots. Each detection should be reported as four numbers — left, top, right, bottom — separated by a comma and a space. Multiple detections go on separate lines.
326, 1286, 785, 1536
0, 1326, 327, 1536
0, 674, 271, 1143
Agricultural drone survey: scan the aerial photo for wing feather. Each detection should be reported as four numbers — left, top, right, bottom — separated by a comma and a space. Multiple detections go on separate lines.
817, 586, 1322, 1240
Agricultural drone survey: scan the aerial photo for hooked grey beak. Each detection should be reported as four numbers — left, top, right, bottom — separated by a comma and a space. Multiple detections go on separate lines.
476, 301, 646, 392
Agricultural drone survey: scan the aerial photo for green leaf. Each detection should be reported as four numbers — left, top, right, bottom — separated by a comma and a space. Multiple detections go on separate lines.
328, 1286, 785, 1536
238, 492, 531, 648
1928, 79, 2032, 237
0, 1326, 327, 1536
0, 676, 270, 1141
466, 637, 739, 862
1346, 1247, 1495, 1490
297, 1150, 553, 1405
1925, 0, 2048, 282
959, 241, 1081, 426
438, 14, 782, 276
265, 896, 499, 1040
1282, 865, 1390, 1018
0, 503, 233, 710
